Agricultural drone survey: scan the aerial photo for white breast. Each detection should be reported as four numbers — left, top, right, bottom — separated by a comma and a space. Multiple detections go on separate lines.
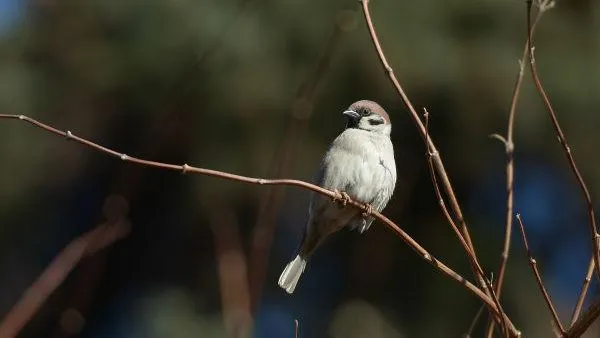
321, 128, 396, 204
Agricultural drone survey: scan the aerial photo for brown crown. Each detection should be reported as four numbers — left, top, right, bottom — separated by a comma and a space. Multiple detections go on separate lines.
348, 100, 390, 124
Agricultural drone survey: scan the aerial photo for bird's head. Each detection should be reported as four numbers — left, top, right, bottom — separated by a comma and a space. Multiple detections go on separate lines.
342, 100, 391, 136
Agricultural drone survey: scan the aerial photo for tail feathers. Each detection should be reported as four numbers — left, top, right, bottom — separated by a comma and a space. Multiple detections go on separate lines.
278, 255, 307, 294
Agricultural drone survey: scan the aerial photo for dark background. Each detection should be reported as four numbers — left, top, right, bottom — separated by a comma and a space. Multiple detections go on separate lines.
0, 0, 599, 337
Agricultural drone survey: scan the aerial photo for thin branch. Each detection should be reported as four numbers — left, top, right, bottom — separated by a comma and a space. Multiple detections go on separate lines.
295, 319, 299, 338
565, 297, 600, 338
570, 257, 594, 326
359, 1, 516, 335
485, 8, 545, 338
424, 109, 509, 336
0, 220, 130, 337
0, 113, 509, 323
516, 214, 564, 335
464, 304, 485, 338
526, 0, 600, 283
359, 0, 476, 257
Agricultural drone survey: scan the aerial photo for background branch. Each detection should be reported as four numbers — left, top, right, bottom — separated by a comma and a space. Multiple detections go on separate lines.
0, 218, 130, 337
526, 0, 600, 284
485, 7, 546, 337
516, 214, 564, 335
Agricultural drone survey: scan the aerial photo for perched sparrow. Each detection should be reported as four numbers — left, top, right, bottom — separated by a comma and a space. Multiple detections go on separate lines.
278, 100, 397, 294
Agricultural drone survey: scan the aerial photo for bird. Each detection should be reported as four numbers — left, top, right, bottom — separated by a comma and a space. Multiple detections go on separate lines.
278, 100, 397, 294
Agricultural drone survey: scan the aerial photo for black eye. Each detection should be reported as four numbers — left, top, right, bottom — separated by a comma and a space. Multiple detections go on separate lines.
360, 109, 371, 117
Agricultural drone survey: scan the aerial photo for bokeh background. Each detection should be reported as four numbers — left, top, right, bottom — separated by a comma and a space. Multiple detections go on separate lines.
0, 0, 600, 337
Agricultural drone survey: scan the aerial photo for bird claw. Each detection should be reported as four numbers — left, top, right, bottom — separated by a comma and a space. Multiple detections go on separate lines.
362, 204, 374, 217
332, 190, 351, 207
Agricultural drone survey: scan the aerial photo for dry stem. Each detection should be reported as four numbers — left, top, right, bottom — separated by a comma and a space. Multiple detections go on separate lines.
516, 214, 564, 334
485, 7, 546, 337
0, 113, 511, 324
359, 0, 515, 335
570, 258, 594, 326
526, 0, 600, 283
566, 297, 600, 338
0, 220, 130, 337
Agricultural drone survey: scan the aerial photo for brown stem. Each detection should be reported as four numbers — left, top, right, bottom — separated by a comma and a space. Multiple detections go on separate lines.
565, 297, 600, 338
0, 113, 511, 325
464, 304, 485, 338
359, 0, 475, 255
526, 0, 600, 283
359, 1, 515, 335
0, 221, 130, 337
516, 214, 565, 334
424, 110, 509, 336
485, 8, 545, 338
570, 257, 594, 326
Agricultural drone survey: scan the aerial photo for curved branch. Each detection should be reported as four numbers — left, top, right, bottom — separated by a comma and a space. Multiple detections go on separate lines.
0, 113, 506, 320
358, 1, 516, 336
526, 0, 600, 283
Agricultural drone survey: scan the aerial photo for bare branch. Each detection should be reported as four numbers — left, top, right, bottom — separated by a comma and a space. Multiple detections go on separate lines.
0, 220, 130, 337
516, 214, 564, 335
0, 113, 508, 322
565, 297, 600, 338
570, 258, 594, 326
485, 7, 546, 337
464, 304, 485, 338
526, 0, 600, 283
359, 1, 516, 335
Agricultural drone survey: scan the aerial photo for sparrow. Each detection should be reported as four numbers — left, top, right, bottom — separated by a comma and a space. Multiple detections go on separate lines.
278, 100, 397, 294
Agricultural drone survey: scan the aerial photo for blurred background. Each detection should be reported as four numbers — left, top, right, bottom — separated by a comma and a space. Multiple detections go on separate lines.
0, 0, 599, 337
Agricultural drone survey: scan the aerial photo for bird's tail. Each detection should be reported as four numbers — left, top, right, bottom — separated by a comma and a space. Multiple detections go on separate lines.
278, 255, 307, 294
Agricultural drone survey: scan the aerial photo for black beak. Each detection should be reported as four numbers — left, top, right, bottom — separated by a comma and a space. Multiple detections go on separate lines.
342, 109, 360, 121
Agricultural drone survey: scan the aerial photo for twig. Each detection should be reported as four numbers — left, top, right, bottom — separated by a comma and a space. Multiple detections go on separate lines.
464, 304, 485, 338
485, 8, 546, 338
424, 110, 509, 337
570, 257, 594, 326
0, 220, 130, 337
295, 319, 299, 338
359, 0, 476, 257
565, 297, 600, 338
526, 0, 600, 283
516, 214, 565, 335
359, 1, 516, 335
0, 113, 511, 325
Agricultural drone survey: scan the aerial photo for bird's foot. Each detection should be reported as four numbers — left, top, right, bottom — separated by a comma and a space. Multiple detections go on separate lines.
332, 190, 351, 207
362, 203, 374, 217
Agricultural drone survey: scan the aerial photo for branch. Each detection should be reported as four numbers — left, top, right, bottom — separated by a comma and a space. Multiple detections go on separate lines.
464, 304, 485, 338
570, 258, 594, 326
526, 0, 600, 284
359, 1, 516, 335
485, 7, 546, 337
516, 214, 564, 335
0, 220, 130, 337
565, 297, 600, 338
0, 113, 508, 324
423, 110, 509, 336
